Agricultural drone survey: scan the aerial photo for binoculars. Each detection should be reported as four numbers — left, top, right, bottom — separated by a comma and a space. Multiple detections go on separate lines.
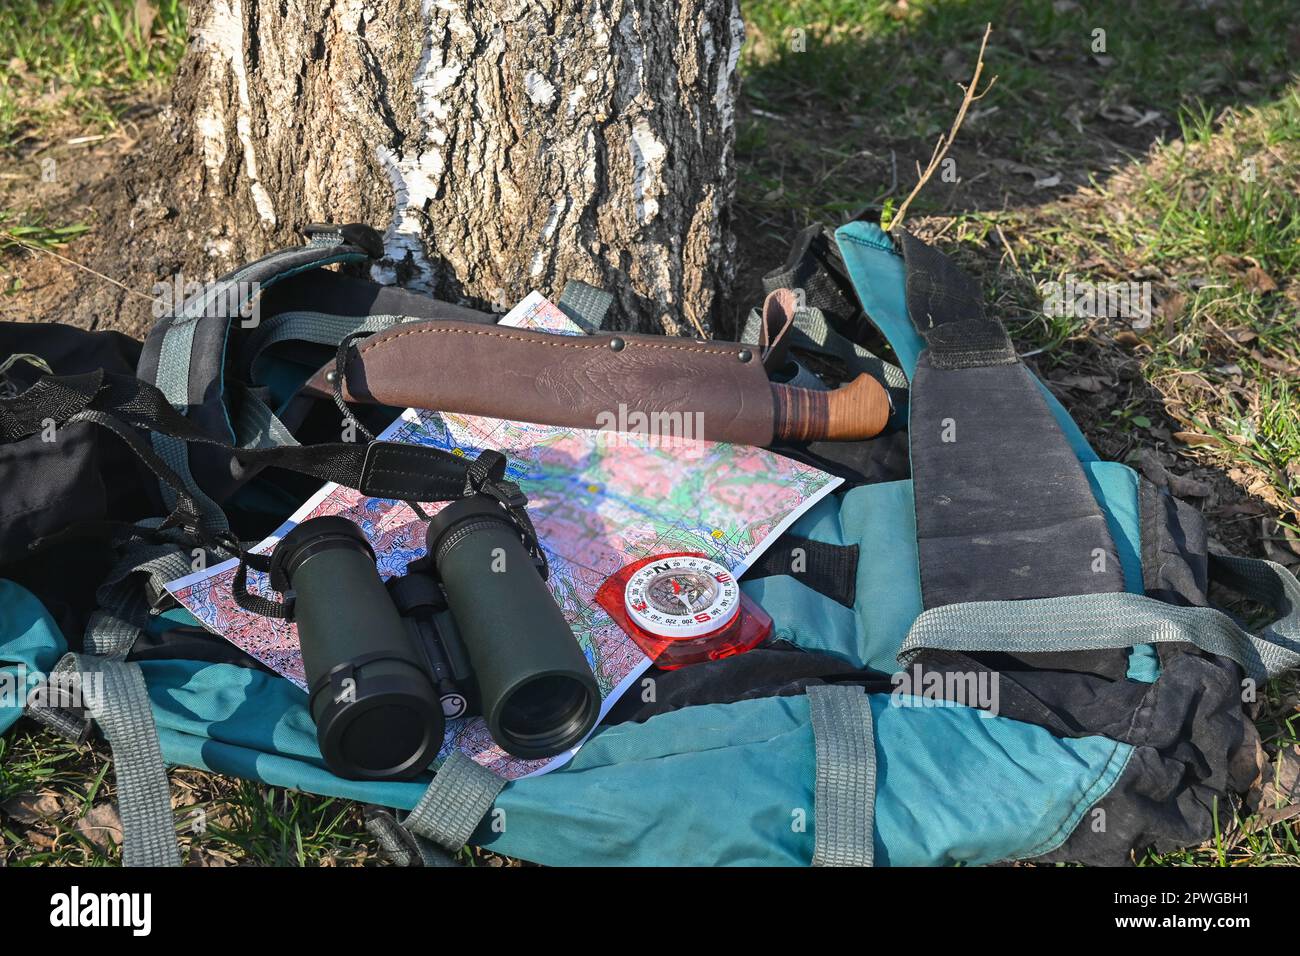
269, 494, 600, 781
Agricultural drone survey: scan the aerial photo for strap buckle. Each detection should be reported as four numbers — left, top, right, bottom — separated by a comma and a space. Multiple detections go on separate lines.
301, 222, 386, 259
24, 654, 93, 745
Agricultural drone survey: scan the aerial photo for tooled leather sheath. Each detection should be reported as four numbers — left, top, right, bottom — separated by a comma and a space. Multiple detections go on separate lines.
304, 320, 777, 447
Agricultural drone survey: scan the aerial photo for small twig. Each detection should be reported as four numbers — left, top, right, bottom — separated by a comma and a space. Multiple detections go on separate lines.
994, 222, 1020, 272
890, 23, 998, 232
0, 231, 160, 305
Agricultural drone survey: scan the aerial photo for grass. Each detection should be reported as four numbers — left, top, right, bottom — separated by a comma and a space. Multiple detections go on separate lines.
741, 0, 1297, 178
1, 0, 1298, 866
1, 728, 377, 866
0, 210, 89, 252
980, 88, 1300, 530
0, 0, 187, 153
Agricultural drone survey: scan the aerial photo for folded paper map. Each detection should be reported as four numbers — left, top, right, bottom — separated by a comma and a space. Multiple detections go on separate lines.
166, 292, 842, 779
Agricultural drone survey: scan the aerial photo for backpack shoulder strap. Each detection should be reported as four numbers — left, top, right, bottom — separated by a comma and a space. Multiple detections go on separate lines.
136, 224, 385, 528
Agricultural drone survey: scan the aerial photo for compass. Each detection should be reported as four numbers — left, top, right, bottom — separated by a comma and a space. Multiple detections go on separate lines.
623, 554, 740, 639
596, 551, 773, 669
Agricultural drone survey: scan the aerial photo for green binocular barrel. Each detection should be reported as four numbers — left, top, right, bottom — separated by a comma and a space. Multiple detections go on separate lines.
427, 496, 600, 759
272, 516, 445, 781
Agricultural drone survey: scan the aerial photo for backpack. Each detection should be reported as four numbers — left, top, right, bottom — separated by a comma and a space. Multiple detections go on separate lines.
1, 219, 1296, 867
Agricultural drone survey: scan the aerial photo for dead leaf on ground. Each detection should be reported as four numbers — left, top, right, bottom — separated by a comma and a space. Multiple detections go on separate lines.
0, 791, 63, 825
1259, 744, 1300, 809
76, 803, 123, 854
23, 829, 55, 852
1173, 430, 1217, 447
1157, 292, 1186, 333
1263, 537, 1300, 567
1213, 253, 1249, 273
1243, 266, 1278, 295
1132, 448, 1169, 488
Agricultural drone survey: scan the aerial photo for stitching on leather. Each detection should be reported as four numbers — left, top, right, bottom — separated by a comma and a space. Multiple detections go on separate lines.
356, 325, 739, 358
369, 468, 459, 482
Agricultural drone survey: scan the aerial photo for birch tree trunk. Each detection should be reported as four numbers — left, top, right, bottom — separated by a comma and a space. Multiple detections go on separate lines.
154, 0, 744, 335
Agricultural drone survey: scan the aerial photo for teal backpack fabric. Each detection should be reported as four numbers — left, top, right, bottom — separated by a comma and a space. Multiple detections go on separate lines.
2, 221, 1296, 867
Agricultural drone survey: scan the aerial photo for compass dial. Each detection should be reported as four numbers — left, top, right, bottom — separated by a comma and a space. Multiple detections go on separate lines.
624, 555, 740, 639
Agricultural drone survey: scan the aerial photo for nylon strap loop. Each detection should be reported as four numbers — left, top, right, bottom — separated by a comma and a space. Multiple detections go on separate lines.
900, 556, 1300, 684
401, 751, 506, 853
808, 683, 876, 867
35, 654, 181, 866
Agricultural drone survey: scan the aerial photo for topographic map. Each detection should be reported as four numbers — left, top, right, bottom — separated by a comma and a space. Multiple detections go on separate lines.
167, 293, 842, 779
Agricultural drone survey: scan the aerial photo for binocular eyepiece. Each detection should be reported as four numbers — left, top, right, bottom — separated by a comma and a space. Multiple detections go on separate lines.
269, 494, 600, 781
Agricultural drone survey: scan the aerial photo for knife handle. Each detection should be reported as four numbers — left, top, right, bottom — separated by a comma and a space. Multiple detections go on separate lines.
771, 373, 892, 442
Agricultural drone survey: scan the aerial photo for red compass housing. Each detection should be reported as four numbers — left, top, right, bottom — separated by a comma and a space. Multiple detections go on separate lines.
596, 552, 773, 669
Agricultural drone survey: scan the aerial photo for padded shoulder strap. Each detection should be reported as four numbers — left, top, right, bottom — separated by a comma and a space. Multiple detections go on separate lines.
895, 232, 1128, 608
137, 224, 385, 525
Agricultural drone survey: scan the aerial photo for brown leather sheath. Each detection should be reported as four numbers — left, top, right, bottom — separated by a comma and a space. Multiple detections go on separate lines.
302, 320, 776, 446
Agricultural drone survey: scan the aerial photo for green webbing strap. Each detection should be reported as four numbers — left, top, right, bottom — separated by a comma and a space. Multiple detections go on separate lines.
363, 808, 459, 867
96, 538, 199, 625
900, 556, 1300, 685
55, 654, 180, 866
400, 751, 506, 853
84, 611, 141, 659
152, 285, 230, 530
740, 304, 909, 390
232, 384, 300, 450
150, 431, 230, 532
808, 684, 876, 867
557, 280, 614, 332
238, 311, 411, 377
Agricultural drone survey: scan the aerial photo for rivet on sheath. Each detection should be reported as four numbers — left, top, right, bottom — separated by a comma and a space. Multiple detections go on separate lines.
609, 337, 625, 352
325, 369, 339, 384
737, 349, 753, 363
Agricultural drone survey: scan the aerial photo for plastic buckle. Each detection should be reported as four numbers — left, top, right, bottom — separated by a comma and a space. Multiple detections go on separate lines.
302, 222, 386, 259
489, 479, 528, 512
25, 655, 93, 745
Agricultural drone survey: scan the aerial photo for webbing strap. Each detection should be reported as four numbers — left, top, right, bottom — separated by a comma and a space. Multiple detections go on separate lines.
557, 280, 614, 332
899, 555, 1300, 684
364, 807, 459, 867
152, 295, 226, 528
401, 751, 506, 852
96, 538, 196, 622
238, 311, 411, 379
808, 684, 876, 867
743, 534, 859, 608
145, 237, 376, 524
7, 370, 483, 532
232, 385, 300, 451
741, 304, 909, 391
84, 611, 141, 659
63, 654, 180, 866
151, 431, 230, 532
762, 223, 864, 335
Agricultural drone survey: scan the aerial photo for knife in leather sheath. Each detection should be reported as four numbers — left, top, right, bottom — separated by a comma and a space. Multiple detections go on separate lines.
300, 319, 892, 447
